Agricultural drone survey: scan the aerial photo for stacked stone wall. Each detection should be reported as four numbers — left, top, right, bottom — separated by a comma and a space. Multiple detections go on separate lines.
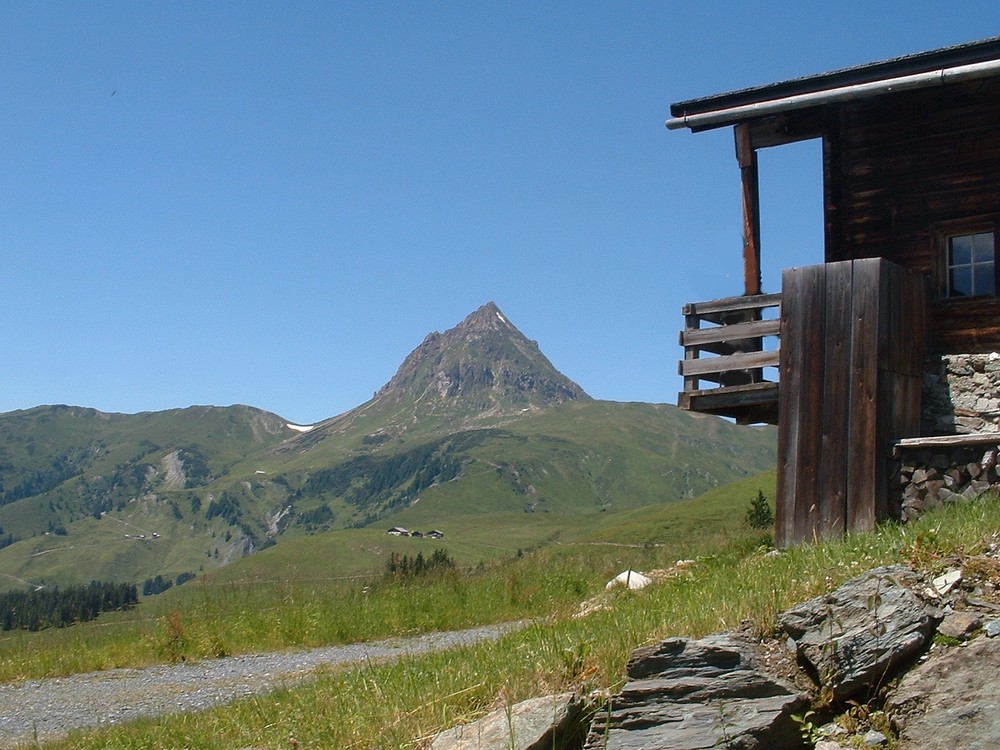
895, 353, 1000, 520
922, 353, 1000, 434
896, 445, 999, 520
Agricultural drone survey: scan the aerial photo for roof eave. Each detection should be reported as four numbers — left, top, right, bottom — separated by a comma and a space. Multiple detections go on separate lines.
668, 56, 1000, 133
668, 36, 1000, 132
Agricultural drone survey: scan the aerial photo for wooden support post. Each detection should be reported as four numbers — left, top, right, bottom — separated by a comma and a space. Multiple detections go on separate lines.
735, 123, 762, 296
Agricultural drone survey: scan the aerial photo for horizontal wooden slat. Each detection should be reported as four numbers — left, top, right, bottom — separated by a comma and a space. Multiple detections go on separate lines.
893, 432, 1000, 456
677, 382, 779, 425
679, 381, 779, 405
679, 349, 780, 377
681, 318, 781, 346
681, 292, 782, 318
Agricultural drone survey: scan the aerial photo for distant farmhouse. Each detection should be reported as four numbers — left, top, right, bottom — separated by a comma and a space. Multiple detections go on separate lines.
670, 37, 1000, 545
386, 527, 445, 539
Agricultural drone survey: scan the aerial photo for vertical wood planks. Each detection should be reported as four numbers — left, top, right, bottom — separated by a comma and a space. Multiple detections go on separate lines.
846, 258, 881, 532
776, 258, 927, 546
818, 261, 852, 537
777, 265, 826, 546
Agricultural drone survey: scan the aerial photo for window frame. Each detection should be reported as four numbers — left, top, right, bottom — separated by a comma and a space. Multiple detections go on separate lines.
934, 216, 1000, 301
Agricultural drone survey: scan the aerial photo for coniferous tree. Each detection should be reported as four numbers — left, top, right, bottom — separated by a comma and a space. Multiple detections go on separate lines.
745, 490, 774, 529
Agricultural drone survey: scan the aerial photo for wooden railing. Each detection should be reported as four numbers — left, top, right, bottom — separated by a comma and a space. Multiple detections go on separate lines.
677, 293, 781, 424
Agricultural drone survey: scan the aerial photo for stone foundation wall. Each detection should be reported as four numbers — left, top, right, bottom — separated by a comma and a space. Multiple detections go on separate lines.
894, 354, 1000, 520
922, 353, 1000, 434
895, 445, 999, 521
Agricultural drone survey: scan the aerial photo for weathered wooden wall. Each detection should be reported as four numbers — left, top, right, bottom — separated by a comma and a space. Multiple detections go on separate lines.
775, 259, 927, 547
822, 79, 1000, 352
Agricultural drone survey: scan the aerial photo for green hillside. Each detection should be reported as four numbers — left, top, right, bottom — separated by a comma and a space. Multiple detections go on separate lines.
0, 400, 775, 591
0, 304, 776, 591
0, 464, 781, 685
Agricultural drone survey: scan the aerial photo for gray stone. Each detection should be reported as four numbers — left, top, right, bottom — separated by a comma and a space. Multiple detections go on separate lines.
777, 566, 939, 701
583, 633, 807, 750
932, 569, 961, 596
863, 729, 888, 746
925, 479, 946, 494
820, 722, 848, 738
937, 611, 981, 640
887, 634, 1000, 749
985, 619, 1000, 637
970, 479, 992, 495
937, 487, 957, 503
429, 693, 585, 750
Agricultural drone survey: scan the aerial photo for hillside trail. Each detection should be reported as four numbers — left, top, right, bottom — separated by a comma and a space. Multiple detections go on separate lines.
0, 622, 520, 748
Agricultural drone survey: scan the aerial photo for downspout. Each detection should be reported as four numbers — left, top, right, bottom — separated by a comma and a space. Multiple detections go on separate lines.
667, 58, 1000, 131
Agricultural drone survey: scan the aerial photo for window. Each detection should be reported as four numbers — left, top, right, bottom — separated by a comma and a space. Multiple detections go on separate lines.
946, 231, 996, 297
935, 218, 1000, 300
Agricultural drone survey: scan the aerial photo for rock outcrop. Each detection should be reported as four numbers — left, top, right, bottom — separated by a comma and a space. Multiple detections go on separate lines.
427, 693, 586, 750
777, 565, 940, 701
583, 633, 807, 750
887, 633, 1000, 749
427, 555, 1000, 749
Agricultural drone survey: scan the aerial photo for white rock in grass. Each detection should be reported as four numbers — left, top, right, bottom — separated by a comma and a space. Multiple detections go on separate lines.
606, 570, 652, 590
932, 569, 962, 596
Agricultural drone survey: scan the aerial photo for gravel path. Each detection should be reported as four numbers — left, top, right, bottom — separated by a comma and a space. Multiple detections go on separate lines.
0, 622, 519, 748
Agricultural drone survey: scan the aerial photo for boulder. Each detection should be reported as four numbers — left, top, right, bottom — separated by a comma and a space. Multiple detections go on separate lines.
428, 693, 585, 750
605, 570, 652, 591
582, 633, 807, 750
887, 635, 1000, 749
937, 611, 981, 640
777, 566, 939, 701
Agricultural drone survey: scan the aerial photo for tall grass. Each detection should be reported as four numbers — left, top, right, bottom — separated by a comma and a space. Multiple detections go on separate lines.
1, 541, 700, 682
34, 495, 1000, 749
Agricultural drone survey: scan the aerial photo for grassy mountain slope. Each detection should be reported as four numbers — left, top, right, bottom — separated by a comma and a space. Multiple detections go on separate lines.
198, 467, 778, 589
0, 404, 291, 535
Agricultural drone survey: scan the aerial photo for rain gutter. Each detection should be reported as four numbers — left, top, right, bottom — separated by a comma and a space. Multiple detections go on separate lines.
667, 58, 1000, 131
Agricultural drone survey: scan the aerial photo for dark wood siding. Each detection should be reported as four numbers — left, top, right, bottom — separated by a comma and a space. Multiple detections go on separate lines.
776, 259, 926, 547
822, 79, 1000, 352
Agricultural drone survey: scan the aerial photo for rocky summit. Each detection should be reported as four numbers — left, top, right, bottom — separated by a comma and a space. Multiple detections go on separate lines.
373, 302, 588, 419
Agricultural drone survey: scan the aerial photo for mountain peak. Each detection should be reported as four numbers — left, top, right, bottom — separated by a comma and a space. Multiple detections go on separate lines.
374, 303, 588, 421
460, 301, 508, 330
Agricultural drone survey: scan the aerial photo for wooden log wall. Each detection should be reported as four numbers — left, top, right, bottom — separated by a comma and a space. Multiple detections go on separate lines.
822, 79, 1000, 352
775, 258, 927, 547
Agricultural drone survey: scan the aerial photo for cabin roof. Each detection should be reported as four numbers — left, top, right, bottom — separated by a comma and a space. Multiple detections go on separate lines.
668, 36, 1000, 132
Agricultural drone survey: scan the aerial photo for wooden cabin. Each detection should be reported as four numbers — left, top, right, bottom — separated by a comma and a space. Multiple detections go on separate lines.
669, 37, 1000, 546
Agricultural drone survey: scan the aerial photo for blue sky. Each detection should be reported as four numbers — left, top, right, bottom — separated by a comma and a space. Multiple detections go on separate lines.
2, 3, 997, 424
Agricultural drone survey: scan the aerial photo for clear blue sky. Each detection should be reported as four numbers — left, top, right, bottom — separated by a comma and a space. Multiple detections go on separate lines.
2, 3, 997, 424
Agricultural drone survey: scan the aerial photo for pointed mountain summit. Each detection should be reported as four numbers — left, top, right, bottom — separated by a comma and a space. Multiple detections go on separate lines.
374, 302, 588, 420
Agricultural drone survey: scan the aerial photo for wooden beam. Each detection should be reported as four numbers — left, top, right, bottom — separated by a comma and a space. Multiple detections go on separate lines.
681, 292, 781, 322
680, 318, 781, 347
894, 432, 1000, 455
735, 123, 762, 296
679, 349, 779, 377
678, 382, 779, 425
747, 111, 825, 149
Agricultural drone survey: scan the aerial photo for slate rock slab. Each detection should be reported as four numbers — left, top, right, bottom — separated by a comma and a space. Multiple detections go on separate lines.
583, 633, 807, 750
428, 693, 585, 750
886, 635, 1000, 750
777, 565, 939, 701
